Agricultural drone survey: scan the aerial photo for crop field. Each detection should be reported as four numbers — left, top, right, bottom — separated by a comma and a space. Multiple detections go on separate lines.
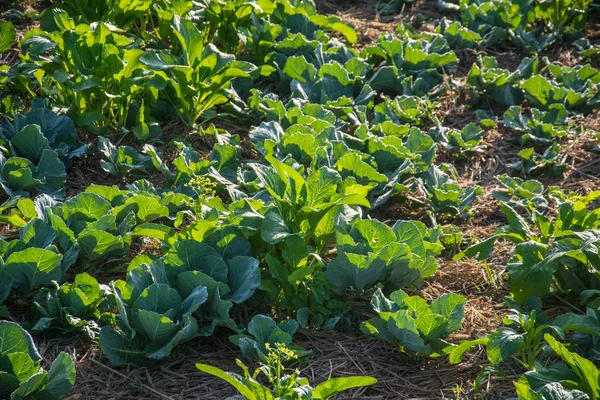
1, 0, 600, 399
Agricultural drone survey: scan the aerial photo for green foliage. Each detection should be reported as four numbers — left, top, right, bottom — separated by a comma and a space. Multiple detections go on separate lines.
429, 122, 486, 157
458, 190, 600, 305
1, 246, 64, 302
32, 273, 113, 338
450, 304, 549, 369
98, 136, 154, 177
196, 344, 377, 400
196, 0, 357, 57
1, 104, 88, 164
534, 0, 594, 35
456, 0, 595, 52
283, 55, 375, 106
0, 321, 76, 400
521, 63, 600, 112
326, 219, 441, 295
508, 144, 568, 177
515, 334, 600, 399
0, 150, 66, 198
438, 18, 482, 49
504, 104, 571, 145
141, 16, 257, 126
467, 56, 538, 105
361, 288, 466, 356
251, 153, 372, 327
492, 175, 549, 211
229, 314, 309, 363
51, 0, 161, 31
1, 0, 599, 395
163, 235, 261, 335
22, 10, 153, 132
365, 33, 457, 96
99, 262, 208, 365
0, 21, 17, 54
418, 164, 482, 218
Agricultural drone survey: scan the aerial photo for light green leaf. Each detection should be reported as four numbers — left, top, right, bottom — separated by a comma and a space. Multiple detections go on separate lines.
313, 376, 377, 399
5, 248, 63, 293
0, 21, 16, 54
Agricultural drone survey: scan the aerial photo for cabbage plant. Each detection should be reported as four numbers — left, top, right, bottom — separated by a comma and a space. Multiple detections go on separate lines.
0, 321, 76, 399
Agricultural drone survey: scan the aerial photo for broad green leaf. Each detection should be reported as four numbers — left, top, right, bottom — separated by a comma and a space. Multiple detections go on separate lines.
164, 240, 220, 279
226, 256, 260, 303
247, 315, 278, 345
195, 363, 262, 400
11, 125, 50, 164
448, 338, 490, 364
5, 248, 63, 293
283, 56, 317, 83
177, 271, 230, 300
1, 352, 37, 381
261, 210, 294, 244
0, 321, 41, 362
386, 312, 429, 353
133, 283, 182, 314
124, 196, 169, 223
545, 334, 600, 397
306, 167, 340, 207
326, 252, 386, 294
281, 236, 308, 268
45, 352, 76, 399
99, 326, 145, 366
133, 310, 179, 345
313, 376, 377, 399
487, 328, 524, 364
147, 314, 198, 359
77, 230, 125, 263
171, 15, 204, 66
10, 371, 48, 399
0, 270, 13, 305
0, 21, 16, 54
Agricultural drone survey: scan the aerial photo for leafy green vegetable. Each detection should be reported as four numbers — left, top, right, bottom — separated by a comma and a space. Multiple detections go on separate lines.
515, 334, 600, 399
429, 122, 486, 156
98, 137, 154, 177
326, 219, 441, 294
1, 105, 87, 164
417, 164, 482, 218
366, 33, 457, 96
229, 314, 309, 363
141, 16, 257, 126
3, 247, 64, 298
164, 235, 261, 335
504, 104, 571, 145
197, 346, 376, 400
508, 144, 568, 177
534, 0, 594, 35
448, 304, 588, 370
361, 288, 466, 356
23, 10, 152, 131
0, 21, 16, 54
99, 262, 208, 365
32, 273, 112, 338
492, 175, 548, 211
0, 151, 66, 198
467, 56, 538, 105
0, 321, 75, 399
438, 18, 482, 50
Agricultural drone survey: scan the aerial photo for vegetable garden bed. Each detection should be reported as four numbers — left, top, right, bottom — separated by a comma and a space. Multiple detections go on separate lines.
1, 0, 600, 399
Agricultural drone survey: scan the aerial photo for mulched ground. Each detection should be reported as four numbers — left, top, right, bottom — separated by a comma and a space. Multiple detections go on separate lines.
2, 0, 600, 398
